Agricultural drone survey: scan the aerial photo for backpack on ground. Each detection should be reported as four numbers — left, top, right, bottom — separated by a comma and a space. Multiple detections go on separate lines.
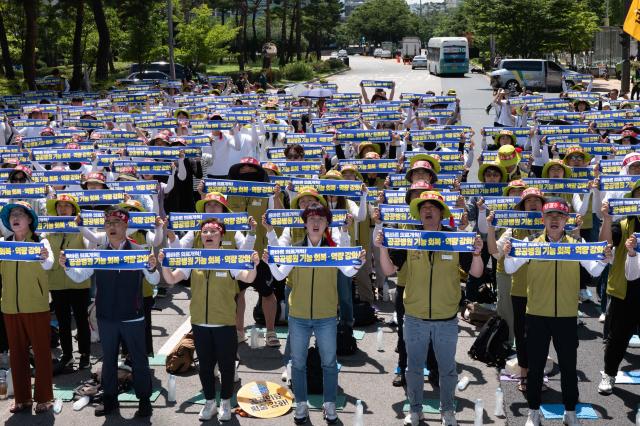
165, 331, 196, 374
305, 346, 323, 394
463, 302, 497, 326
336, 323, 357, 356
468, 315, 510, 368
353, 301, 376, 326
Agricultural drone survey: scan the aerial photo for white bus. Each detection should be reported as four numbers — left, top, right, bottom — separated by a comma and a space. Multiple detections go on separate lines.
427, 37, 469, 76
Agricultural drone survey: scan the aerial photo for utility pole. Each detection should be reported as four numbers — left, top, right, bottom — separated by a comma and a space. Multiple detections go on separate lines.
167, 0, 176, 80
622, 0, 632, 94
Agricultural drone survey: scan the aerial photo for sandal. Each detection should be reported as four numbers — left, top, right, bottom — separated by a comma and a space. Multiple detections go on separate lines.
35, 401, 54, 414
9, 400, 33, 413
518, 377, 527, 392
265, 330, 281, 348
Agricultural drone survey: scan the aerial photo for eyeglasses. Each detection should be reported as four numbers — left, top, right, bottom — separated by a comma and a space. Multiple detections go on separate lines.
8, 211, 28, 219
104, 220, 124, 227
566, 155, 583, 161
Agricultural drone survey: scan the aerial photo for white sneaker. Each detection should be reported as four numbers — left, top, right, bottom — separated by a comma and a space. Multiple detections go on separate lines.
323, 402, 338, 424
403, 411, 424, 426
294, 401, 309, 424
217, 399, 232, 422
281, 367, 288, 382
525, 409, 541, 426
441, 410, 457, 425
563, 410, 581, 425
198, 399, 217, 421
598, 313, 606, 323
598, 372, 615, 395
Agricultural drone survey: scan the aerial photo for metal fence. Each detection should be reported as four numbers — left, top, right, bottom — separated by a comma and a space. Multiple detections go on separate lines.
593, 26, 623, 66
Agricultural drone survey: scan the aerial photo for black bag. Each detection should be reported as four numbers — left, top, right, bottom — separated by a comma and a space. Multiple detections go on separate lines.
468, 316, 510, 368
306, 346, 323, 394
353, 301, 376, 326
252, 280, 286, 326
336, 323, 357, 356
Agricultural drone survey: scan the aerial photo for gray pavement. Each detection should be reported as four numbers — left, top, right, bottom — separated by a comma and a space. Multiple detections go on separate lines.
2, 56, 637, 425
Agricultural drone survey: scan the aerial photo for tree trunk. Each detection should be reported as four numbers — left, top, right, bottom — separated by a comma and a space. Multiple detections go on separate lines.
90, 0, 111, 80
250, 2, 258, 62
287, 0, 296, 63
294, 0, 301, 61
22, 0, 38, 90
71, 0, 84, 91
238, 1, 247, 71
279, 0, 287, 66
265, 0, 271, 42
0, 9, 14, 79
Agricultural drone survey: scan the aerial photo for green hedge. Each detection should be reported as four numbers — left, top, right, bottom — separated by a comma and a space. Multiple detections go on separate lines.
282, 61, 314, 81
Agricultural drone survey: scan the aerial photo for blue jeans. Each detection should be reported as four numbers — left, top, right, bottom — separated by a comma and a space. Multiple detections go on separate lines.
288, 316, 338, 403
337, 271, 354, 326
283, 286, 292, 365
404, 315, 458, 412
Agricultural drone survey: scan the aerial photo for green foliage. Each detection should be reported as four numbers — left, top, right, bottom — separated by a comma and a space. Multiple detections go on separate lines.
345, 0, 417, 45
282, 61, 314, 80
175, 4, 239, 71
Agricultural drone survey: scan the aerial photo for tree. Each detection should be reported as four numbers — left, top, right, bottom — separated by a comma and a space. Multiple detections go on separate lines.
345, 0, 414, 45
22, 0, 38, 90
265, 0, 271, 41
90, 0, 112, 80
278, 0, 288, 65
551, 2, 599, 65
303, 0, 342, 60
118, 0, 164, 69
0, 7, 15, 79
71, 0, 84, 90
175, 4, 239, 71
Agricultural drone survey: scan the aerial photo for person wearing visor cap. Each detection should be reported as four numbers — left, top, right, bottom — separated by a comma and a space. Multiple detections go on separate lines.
61, 205, 159, 418
376, 191, 484, 426
504, 198, 611, 426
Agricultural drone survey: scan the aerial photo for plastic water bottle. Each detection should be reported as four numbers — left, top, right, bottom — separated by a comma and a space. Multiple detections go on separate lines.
376, 326, 384, 352
0, 370, 7, 400
167, 374, 176, 403
474, 398, 484, 425
250, 326, 258, 349
494, 387, 504, 417
286, 361, 292, 386
354, 399, 364, 426
73, 395, 90, 411
457, 375, 470, 391
6, 369, 12, 397
53, 398, 63, 414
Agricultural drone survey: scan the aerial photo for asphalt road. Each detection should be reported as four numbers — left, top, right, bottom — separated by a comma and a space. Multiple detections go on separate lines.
1, 56, 636, 426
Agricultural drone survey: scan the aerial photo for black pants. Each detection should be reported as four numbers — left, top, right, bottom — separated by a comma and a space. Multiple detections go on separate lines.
511, 296, 528, 369
122, 296, 154, 357
465, 243, 493, 302
192, 325, 237, 400
395, 286, 437, 376
51, 288, 91, 357
526, 315, 578, 411
604, 284, 640, 376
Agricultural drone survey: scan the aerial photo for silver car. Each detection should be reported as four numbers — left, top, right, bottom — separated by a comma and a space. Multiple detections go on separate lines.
411, 55, 428, 69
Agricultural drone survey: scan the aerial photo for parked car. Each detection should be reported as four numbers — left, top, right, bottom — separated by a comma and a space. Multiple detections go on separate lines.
129, 62, 191, 80
117, 71, 170, 85
338, 49, 348, 58
489, 59, 579, 92
411, 55, 428, 69
330, 51, 339, 59
373, 48, 383, 58
380, 49, 392, 59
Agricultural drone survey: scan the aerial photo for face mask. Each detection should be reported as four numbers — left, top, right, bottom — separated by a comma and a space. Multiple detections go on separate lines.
239, 171, 264, 182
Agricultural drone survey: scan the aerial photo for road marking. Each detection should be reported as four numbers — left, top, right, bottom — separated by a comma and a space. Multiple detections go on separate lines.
157, 316, 192, 355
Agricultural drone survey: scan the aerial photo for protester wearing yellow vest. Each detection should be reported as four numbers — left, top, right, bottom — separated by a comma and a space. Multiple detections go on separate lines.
504, 198, 611, 426
487, 186, 544, 392
597, 180, 640, 396
45, 194, 92, 374
266, 203, 366, 425
160, 218, 259, 422
376, 191, 484, 426
0, 201, 55, 414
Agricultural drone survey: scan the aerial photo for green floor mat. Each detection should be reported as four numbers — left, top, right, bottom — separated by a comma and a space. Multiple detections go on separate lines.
118, 389, 161, 402
293, 394, 346, 411
402, 399, 457, 414
186, 391, 238, 407
53, 386, 76, 402
147, 354, 167, 366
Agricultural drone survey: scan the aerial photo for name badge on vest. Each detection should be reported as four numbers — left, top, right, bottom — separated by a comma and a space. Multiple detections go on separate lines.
222, 240, 232, 246
251, 200, 263, 207
441, 254, 453, 261
216, 271, 226, 277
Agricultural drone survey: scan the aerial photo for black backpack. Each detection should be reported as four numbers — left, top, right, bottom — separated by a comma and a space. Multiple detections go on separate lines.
306, 346, 323, 394
353, 301, 376, 326
336, 323, 357, 356
468, 315, 510, 368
